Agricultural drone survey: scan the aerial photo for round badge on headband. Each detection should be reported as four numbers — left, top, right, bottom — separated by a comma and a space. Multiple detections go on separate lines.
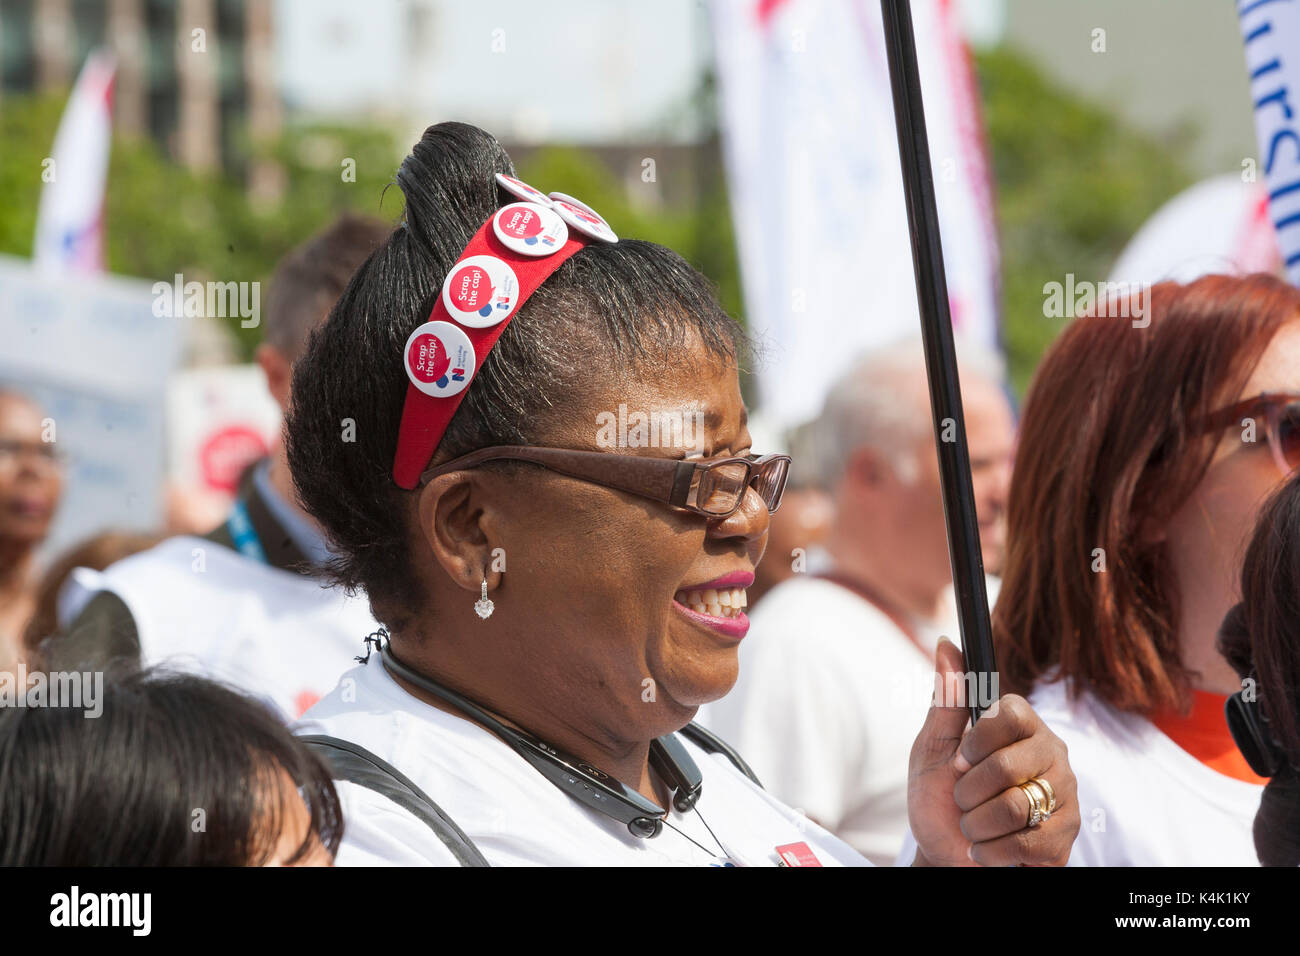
492, 202, 568, 257
495, 173, 553, 207
547, 192, 598, 216
404, 321, 476, 397
549, 196, 618, 244
441, 255, 519, 328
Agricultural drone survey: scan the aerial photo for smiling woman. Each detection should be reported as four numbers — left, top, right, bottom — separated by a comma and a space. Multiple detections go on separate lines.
284, 121, 1080, 867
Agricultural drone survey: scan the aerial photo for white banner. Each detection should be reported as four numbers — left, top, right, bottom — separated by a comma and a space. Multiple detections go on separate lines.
0, 256, 182, 556
709, 0, 1001, 434
167, 366, 281, 497
1239, 0, 1300, 283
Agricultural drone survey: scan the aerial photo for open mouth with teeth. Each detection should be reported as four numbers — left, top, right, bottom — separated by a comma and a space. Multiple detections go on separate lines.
672, 586, 748, 619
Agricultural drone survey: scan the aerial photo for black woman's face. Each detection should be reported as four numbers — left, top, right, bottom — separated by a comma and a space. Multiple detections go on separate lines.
483, 337, 770, 736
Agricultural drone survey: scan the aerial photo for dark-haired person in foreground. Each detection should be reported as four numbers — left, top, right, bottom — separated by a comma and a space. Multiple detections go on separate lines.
289, 121, 1078, 866
46, 215, 391, 719
0, 668, 340, 865
1219, 472, 1300, 867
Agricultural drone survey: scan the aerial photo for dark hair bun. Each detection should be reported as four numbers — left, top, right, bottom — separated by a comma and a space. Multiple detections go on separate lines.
396, 122, 515, 272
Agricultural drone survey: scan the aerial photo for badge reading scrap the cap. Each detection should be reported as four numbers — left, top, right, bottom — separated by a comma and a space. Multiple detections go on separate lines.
441, 255, 519, 329
492, 202, 568, 257
404, 321, 476, 398
548, 195, 618, 244
495, 173, 554, 207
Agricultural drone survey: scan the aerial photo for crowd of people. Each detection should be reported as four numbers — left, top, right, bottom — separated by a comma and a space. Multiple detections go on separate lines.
1, 121, 1297, 867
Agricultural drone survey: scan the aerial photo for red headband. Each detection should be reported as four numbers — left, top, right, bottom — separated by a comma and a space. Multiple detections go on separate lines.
392, 174, 619, 489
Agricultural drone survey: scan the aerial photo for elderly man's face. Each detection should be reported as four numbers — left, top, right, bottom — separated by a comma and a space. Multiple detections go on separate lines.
961, 378, 1015, 575
877, 375, 1014, 592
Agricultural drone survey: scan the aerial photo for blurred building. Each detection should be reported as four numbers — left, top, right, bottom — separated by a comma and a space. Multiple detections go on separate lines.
0, 0, 280, 193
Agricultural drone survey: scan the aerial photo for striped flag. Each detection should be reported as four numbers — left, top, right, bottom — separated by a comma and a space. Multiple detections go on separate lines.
1238, 0, 1300, 282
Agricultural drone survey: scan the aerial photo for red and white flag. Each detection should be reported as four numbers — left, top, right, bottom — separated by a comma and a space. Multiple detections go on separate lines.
34, 50, 116, 274
709, 0, 1001, 433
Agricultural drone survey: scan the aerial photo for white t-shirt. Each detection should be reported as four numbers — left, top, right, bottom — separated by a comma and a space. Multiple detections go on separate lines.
60, 536, 378, 720
697, 575, 981, 865
296, 655, 871, 867
892, 678, 1265, 866
1029, 679, 1264, 866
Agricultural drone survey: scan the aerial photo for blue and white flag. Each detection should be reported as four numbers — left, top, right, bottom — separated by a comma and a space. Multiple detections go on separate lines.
1239, 0, 1300, 282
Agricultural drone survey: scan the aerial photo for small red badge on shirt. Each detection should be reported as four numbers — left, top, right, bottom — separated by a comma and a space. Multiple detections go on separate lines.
775, 842, 822, 867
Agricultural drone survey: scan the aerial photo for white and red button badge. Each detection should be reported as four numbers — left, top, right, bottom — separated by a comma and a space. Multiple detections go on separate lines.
494, 173, 552, 206
404, 175, 617, 396
492, 202, 568, 256
493, 173, 620, 244
441, 255, 520, 328
403, 321, 476, 398
548, 192, 619, 244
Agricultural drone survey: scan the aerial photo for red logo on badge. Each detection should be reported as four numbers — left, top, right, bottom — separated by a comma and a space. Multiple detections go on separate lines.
774, 842, 822, 867
450, 264, 492, 311
555, 200, 601, 226
498, 207, 542, 239
199, 425, 268, 494
408, 332, 451, 384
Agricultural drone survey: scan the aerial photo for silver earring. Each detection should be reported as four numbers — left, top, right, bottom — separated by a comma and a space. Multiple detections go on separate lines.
474, 575, 495, 619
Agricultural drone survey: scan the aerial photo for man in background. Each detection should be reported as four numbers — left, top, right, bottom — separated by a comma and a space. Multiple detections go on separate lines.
703, 337, 1014, 865
46, 214, 391, 719
745, 419, 835, 608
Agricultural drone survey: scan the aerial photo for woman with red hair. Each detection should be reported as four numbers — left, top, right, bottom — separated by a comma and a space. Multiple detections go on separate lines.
996, 273, 1300, 865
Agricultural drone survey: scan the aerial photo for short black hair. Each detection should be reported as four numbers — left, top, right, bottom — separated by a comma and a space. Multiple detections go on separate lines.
0, 668, 343, 865
285, 122, 746, 626
263, 213, 394, 362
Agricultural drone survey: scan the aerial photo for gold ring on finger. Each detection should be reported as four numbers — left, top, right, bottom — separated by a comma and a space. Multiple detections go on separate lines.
1031, 775, 1057, 815
1018, 781, 1046, 828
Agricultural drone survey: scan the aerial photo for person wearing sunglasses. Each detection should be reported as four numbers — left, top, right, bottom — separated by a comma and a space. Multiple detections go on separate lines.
0, 389, 65, 672
1217, 471, 1300, 867
285, 122, 1079, 866
990, 273, 1300, 865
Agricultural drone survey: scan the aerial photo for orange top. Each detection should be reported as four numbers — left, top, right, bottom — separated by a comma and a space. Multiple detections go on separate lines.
1151, 690, 1269, 785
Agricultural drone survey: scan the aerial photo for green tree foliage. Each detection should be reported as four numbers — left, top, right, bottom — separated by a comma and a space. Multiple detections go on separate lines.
974, 47, 1193, 395
2, 47, 1195, 390
0, 91, 402, 356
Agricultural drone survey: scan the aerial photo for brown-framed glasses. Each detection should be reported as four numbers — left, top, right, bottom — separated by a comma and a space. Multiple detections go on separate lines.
419, 446, 792, 519
1199, 391, 1300, 477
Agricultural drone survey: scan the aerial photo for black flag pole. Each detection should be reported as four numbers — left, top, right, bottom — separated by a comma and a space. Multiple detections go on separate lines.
880, 0, 997, 723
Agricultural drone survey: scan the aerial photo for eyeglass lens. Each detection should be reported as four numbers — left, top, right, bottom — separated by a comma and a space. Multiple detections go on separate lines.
1275, 402, 1300, 471
696, 457, 789, 515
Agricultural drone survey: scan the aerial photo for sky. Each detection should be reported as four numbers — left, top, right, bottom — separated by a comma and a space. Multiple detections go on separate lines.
273, 0, 1007, 144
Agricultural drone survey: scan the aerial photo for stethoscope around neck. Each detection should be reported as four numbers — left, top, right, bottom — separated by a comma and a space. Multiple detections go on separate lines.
375, 638, 704, 838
